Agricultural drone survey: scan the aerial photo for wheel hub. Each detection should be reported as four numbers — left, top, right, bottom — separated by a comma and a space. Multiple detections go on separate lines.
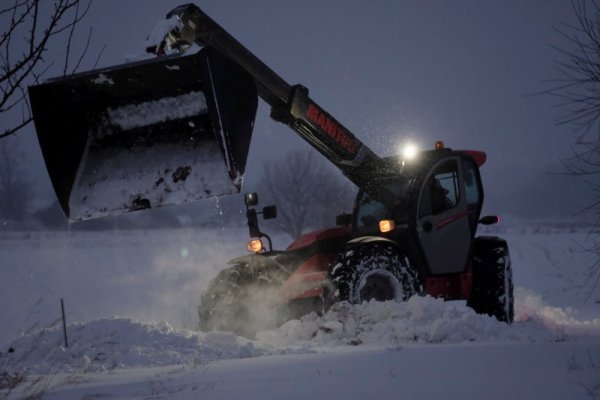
357, 269, 403, 303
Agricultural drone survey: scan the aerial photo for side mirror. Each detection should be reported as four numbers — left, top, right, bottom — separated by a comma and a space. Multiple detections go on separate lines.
244, 192, 258, 207
263, 205, 277, 220
336, 213, 352, 226
479, 215, 499, 225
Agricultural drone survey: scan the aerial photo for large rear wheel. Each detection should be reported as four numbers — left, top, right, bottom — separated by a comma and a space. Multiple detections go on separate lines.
468, 237, 514, 323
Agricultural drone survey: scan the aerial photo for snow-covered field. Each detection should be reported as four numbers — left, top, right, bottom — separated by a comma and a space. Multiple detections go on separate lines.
1, 223, 600, 399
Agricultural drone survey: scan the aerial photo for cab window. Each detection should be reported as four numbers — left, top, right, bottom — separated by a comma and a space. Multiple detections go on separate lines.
462, 159, 481, 207
419, 161, 459, 217
356, 196, 387, 229
355, 180, 409, 230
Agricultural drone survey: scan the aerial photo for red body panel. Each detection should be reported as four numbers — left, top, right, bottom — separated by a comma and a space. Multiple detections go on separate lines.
282, 254, 334, 300
457, 150, 486, 167
286, 226, 351, 251
282, 226, 351, 301
424, 263, 473, 300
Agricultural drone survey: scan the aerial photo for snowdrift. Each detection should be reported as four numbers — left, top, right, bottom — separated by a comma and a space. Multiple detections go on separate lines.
3, 293, 599, 375
1, 318, 265, 374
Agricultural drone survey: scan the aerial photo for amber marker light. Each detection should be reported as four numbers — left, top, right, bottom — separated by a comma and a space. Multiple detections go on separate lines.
379, 219, 395, 233
247, 239, 263, 253
435, 140, 445, 150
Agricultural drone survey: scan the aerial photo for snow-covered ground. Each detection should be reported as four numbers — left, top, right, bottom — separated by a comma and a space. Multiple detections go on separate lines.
1, 223, 600, 399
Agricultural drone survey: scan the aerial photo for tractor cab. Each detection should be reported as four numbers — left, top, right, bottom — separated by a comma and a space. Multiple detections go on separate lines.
351, 143, 493, 277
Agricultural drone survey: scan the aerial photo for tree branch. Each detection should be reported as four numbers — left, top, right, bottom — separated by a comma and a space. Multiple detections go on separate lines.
0, 0, 94, 138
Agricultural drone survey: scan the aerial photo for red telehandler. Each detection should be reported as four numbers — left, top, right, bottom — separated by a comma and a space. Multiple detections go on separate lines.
28, 4, 513, 338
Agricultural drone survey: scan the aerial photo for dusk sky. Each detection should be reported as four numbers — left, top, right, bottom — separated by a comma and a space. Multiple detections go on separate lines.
2, 0, 587, 221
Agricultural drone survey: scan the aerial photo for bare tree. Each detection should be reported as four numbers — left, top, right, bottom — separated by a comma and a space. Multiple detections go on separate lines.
257, 150, 355, 240
0, 0, 93, 139
550, 0, 600, 296
550, 1, 600, 133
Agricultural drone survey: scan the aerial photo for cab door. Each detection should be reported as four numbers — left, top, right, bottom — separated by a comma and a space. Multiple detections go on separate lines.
416, 158, 473, 275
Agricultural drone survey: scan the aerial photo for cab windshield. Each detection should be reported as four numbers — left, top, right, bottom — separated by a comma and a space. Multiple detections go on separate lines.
355, 180, 410, 230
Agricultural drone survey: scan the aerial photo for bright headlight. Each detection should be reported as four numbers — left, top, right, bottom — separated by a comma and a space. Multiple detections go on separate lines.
401, 143, 419, 160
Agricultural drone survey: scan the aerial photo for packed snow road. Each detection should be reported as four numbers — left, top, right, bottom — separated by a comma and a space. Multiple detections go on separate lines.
36, 341, 600, 400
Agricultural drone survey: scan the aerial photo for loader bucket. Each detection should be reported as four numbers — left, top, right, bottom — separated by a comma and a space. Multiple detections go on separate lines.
28, 47, 258, 221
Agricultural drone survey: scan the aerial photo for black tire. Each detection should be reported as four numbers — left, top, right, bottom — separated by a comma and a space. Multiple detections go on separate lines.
468, 237, 514, 323
330, 242, 420, 304
199, 259, 286, 338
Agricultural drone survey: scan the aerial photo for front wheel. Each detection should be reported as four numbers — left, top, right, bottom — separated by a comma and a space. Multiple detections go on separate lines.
468, 237, 514, 323
330, 242, 420, 304
199, 259, 286, 338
